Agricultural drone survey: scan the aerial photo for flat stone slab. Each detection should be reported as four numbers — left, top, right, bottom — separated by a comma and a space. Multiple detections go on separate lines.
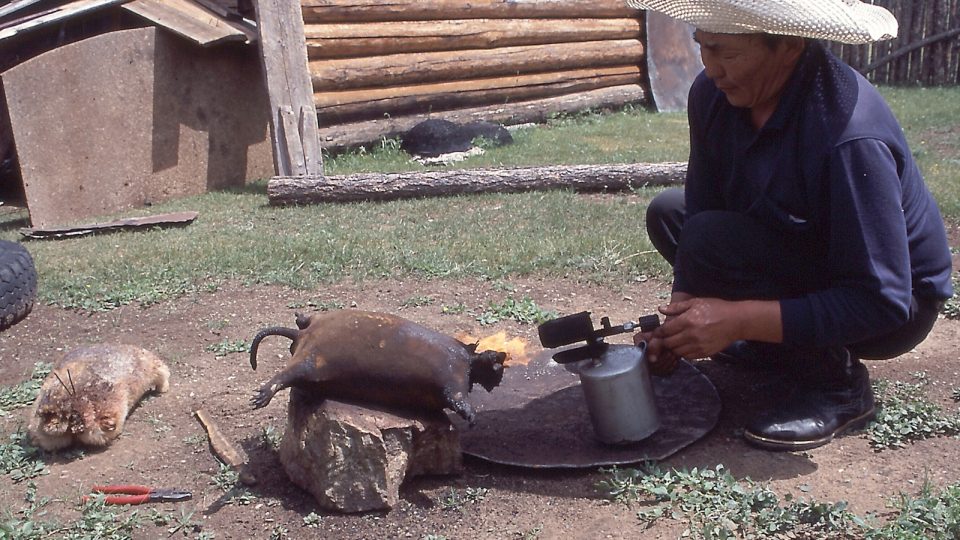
456, 345, 720, 468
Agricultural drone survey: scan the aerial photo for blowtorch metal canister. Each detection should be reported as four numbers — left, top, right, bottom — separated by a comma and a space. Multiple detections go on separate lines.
577, 344, 660, 445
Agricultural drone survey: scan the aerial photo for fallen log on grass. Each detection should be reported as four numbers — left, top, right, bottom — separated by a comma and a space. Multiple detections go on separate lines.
267, 162, 687, 205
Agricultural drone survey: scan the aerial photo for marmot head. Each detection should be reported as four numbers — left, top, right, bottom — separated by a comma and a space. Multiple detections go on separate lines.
468, 350, 507, 392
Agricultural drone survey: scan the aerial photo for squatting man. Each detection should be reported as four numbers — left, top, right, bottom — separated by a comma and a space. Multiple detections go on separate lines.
629, 0, 953, 451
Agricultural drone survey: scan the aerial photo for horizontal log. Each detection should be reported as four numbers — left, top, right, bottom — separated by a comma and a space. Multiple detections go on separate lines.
268, 162, 687, 204
311, 39, 645, 91
305, 18, 641, 59
300, 0, 639, 24
316, 84, 647, 150
316, 67, 642, 123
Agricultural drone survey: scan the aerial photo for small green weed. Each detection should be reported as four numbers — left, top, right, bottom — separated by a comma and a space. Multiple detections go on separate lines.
65, 495, 143, 539
401, 295, 434, 308
941, 276, 959, 320
211, 462, 239, 492
227, 490, 256, 506
440, 303, 467, 315
302, 512, 322, 528
261, 425, 282, 450
205, 339, 249, 357
0, 482, 55, 539
868, 375, 960, 450
438, 487, 488, 511
865, 480, 960, 540
269, 524, 289, 539
0, 363, 52, 417
287, 298, 344, 311
477, 297, 557, 326
164, 506, 202, 537
516, 525, 543, 539
0, 430, 47, 483
182, 433, 207, 449
205, 319, 230, 334
145, 414, 172, 438
597, 463, 866, 539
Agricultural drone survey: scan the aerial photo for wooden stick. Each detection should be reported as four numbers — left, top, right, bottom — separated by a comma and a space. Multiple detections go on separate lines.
194, 409, 257, 486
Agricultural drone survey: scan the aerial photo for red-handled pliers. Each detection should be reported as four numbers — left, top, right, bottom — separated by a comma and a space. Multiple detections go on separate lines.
83, 485, 193, 505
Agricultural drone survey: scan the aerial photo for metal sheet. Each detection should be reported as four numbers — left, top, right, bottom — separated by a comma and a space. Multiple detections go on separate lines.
645, 11, 704, 112
457, 345, 720, 468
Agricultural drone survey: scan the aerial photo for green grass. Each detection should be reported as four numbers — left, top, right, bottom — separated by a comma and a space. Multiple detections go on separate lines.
0, 363, 51, 417
881, 87, 960, 217
868, 373, 960, 450
598, 463, 960, 540
0, 88, 955, 311
323, 105, 690, 175
1, 187, 668, 311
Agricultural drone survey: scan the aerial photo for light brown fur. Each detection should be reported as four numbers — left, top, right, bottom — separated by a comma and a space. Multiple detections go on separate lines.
27, 344, 170, 451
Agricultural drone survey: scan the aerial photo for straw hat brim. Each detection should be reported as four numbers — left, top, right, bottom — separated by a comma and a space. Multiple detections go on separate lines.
626, 0, 898, 44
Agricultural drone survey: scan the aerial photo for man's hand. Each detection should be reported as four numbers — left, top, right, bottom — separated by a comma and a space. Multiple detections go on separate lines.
633, 330, 681, 375
654, 297, 742, 359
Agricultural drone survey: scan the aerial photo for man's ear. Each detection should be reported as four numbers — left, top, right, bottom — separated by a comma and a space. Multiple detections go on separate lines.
783, 36, 806, 63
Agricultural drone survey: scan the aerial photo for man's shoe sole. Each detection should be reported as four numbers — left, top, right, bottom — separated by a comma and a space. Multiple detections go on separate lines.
742, 407, 877, 452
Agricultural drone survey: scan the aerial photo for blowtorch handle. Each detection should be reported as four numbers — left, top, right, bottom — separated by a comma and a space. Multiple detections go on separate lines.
638, 314, 660, 333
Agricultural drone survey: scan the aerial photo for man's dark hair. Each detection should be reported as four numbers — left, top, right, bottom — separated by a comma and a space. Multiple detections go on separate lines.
759, 33, 804, 49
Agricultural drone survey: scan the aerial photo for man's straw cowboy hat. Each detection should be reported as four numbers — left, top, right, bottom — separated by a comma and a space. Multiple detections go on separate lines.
626, 0, 898, 44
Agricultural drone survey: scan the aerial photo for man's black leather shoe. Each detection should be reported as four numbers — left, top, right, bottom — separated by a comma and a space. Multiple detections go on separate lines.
743, 354, 875, 451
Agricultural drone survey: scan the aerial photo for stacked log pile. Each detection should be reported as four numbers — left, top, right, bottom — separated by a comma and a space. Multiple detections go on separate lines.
304, 0, 648, 150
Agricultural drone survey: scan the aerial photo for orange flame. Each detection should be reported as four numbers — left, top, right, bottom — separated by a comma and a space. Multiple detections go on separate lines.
457, 331, 530, 366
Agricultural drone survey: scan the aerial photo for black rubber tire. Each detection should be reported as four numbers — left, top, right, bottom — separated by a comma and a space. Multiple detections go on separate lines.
0, 240, 37, 331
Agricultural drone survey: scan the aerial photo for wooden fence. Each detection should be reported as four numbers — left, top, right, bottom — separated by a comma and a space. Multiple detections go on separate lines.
830, 0, 960, 85
304, 0, 648, 150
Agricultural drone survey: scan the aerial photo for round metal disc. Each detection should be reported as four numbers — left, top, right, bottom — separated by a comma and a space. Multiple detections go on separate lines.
457, 344, 720, 468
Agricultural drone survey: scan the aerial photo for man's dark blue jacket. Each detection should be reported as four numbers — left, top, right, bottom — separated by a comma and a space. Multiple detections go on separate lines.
680, 40, 953, 347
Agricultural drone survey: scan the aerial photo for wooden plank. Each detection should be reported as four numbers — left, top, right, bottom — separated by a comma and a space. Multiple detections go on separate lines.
315, 84, 647, 151
304, 18, 641, 59
310, 39, 645, 91
2, 27, 273, 228
300, 0, 638, 24
0, 0, 44, 19
123, 0, 253, 46
278, 106, 307, 176
316, 67, 641, 123
254, 0, 323, 176
0, 0, 127, 42
19, 211, 199, 239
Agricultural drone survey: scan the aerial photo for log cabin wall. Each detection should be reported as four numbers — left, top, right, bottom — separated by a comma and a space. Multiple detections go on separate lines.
303, 0, 648, 151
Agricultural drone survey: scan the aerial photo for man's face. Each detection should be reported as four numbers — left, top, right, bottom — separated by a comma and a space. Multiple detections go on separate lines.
693, 30, 800, 111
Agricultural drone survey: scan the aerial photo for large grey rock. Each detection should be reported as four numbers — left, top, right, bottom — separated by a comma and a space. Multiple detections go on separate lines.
278, 389, 462, 513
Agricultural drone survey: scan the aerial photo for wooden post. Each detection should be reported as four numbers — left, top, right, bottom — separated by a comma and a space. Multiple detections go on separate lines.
253, 0, 322, 176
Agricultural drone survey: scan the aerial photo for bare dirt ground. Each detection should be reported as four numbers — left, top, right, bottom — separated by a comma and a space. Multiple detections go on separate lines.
1, 272, 958, 539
